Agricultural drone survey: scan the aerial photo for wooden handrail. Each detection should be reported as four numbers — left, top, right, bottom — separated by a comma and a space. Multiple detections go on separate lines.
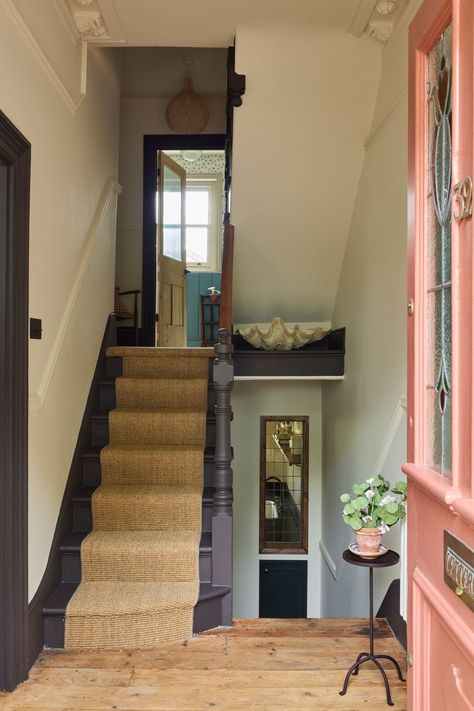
219, 222, 234, 334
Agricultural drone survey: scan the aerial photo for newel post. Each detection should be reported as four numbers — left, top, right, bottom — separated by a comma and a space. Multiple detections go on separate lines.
212, 328, 234, 624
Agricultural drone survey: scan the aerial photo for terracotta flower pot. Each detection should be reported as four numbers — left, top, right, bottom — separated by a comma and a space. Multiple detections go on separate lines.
355, 527, 382, 557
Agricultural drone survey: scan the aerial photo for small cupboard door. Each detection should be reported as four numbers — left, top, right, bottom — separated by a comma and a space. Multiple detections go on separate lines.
406, 1, 474, 709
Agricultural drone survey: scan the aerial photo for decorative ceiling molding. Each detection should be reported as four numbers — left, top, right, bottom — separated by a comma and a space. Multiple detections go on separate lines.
74, 9, 109, 38
348, 0, 408, 44
65, 0, 124, 43
348, 0, 378, 38
4, 0, 87, 113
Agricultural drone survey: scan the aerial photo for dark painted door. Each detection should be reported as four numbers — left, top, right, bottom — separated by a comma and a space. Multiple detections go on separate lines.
259, 560, 307, 618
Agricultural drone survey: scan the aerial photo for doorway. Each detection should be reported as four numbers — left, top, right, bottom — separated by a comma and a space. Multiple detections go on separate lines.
142, 134, 226, 346
0, 111, 30, 691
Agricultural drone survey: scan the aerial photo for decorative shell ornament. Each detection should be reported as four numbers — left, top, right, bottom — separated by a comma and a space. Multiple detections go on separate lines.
238, 318, 329, 351
166, 78, 209, 134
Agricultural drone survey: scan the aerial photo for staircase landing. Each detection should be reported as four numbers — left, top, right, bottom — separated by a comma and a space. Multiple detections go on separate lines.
6, 619, 406, 710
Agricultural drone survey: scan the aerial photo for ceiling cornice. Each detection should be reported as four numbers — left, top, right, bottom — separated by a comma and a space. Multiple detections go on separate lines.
348, 0, 408, 44
348, 0, 378, 38
65, 0, 124, 42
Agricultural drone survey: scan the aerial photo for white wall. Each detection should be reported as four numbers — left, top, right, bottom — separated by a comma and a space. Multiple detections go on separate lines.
232, 381, 322, 618
0, 0, 121, 599
231, 25, 381, 324
320, 1, 422, 617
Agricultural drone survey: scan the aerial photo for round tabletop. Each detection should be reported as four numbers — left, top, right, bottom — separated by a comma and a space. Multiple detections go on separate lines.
343, 548, 399, 568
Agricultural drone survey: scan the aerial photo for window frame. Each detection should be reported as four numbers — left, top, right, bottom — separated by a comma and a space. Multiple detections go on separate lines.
259, 416, 309, 554
185, 173, 222, 273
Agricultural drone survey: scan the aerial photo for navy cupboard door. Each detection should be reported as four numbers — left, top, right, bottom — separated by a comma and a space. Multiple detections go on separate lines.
259, 560, 307, 618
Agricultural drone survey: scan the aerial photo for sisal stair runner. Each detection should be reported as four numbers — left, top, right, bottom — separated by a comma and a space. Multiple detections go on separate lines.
65, 347, 213, 649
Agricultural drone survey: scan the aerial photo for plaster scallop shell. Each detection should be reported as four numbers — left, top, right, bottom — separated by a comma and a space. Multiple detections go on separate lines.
375, 1, 397, 16
238, 317, 329, 351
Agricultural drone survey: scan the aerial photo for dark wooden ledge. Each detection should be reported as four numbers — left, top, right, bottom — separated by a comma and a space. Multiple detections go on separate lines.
232, 328, 345, 378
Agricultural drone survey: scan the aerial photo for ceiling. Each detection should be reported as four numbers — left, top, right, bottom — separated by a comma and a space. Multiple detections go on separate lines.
121, 48, 227, 97
66, 0, 361, 47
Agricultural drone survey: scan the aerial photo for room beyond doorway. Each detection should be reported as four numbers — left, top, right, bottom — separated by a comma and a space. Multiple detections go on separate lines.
141, 134, 226, 346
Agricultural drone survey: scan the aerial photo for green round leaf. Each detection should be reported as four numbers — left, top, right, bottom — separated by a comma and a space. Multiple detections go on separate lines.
350, 516, 363, 530
386, 501, 399, 514
343, 503, 355, 515
340, 493, 351, 503
352, 496, 369, 511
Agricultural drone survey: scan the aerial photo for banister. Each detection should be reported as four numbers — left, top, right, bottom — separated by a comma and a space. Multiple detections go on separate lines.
219, 222, 234, 335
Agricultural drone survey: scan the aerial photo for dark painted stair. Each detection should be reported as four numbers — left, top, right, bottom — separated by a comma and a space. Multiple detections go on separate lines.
43, 353, 229, 648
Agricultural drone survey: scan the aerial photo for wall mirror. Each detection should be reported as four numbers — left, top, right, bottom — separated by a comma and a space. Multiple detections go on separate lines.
260, 417, 309, 553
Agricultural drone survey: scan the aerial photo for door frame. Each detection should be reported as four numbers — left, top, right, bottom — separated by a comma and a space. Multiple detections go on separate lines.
142, 134, 226, 346
0, 110, 30, 691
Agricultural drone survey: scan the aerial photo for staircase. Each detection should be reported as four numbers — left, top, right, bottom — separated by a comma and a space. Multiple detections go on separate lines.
43, 343, 232, 648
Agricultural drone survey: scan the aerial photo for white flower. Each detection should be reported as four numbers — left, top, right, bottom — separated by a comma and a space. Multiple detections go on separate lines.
362, 515, 373, 523
379, 523, 390, 534
366, 489, 374, 501
366, 478, 374, 484
380, 494, 396, 506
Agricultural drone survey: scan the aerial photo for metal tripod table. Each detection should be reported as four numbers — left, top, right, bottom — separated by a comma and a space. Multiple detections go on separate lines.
339, 548, 406, 706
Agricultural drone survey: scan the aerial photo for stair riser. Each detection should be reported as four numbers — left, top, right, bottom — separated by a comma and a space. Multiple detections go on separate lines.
193, 592, 229, 634
73, 498, 213, 534
83, 455, 214, 488
73, 503, 92, 533
61, 550, 211, 584
100, 385, 215, 414
62, 554, 81, 583
44, 616, 65, 649
92, 417, 215, 449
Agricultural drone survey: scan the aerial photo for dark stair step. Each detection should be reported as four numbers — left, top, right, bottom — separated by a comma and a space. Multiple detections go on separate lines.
43, 581, 229, 648
83, 445, 217, 488
91, 411, 216, 449
72, 486, 215, 535
60, 530, 213, 584
99, 379, 216, 414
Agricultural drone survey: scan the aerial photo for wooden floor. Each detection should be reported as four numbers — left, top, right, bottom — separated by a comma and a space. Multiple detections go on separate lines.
1, 619, 407, 710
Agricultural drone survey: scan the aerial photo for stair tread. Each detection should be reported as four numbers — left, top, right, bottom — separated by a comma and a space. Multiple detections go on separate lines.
68, 580, 198, 615
73, 484, 214, 501
83, 444, 216, 459
61, 530, 212, 553
44, 581, 225, 616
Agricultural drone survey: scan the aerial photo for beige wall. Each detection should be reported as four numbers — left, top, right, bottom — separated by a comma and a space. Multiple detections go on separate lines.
320, 1, 422, 617
232, 381, 323, 617
0, 0, 121, 599
116, 47, 227, 301
230, 25, 381, 324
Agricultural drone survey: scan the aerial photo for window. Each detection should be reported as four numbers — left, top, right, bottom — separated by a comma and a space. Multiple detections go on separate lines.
185, 175, 221, 272
260, 417, 309, 553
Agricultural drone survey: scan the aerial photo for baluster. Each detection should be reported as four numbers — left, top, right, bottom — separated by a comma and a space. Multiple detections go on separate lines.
212, 328, 234, 624
213, 328, 234, 515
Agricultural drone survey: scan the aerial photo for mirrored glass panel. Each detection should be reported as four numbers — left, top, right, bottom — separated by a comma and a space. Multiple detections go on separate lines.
260, 417, 308, 553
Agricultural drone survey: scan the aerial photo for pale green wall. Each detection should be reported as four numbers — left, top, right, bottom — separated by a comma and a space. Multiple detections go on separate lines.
232, 381, 322, 618
321, 0, 422, 617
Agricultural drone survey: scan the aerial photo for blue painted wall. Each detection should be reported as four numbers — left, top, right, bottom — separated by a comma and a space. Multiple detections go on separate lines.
187, 272, 221, 346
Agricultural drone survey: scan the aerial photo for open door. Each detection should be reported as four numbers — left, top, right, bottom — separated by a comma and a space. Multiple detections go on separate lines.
156, 151, 186, 346
405, 1, 474, 708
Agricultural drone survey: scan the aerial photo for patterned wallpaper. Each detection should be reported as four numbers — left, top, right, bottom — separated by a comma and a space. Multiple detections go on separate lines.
169, 151, 225, 177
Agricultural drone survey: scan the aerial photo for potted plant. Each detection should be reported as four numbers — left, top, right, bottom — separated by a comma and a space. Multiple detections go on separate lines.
340, 475, 407, 557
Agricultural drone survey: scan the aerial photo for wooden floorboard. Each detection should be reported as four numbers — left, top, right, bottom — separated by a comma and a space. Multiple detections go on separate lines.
1, 619, 407, 710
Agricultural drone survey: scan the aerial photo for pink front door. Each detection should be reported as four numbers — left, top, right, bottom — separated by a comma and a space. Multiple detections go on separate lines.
405, 1, 474, 709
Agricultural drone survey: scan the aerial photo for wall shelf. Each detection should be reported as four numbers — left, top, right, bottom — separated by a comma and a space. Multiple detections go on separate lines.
232, 327, 345, 378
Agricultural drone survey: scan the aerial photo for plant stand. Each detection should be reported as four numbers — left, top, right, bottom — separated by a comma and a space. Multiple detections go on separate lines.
339, 548, 406, 706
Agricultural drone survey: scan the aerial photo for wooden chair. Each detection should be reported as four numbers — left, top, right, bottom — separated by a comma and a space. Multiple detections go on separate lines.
114, 287, 140, 345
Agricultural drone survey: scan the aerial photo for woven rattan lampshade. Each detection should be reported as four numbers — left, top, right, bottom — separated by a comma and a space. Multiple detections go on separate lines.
166, 78, 209, 133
